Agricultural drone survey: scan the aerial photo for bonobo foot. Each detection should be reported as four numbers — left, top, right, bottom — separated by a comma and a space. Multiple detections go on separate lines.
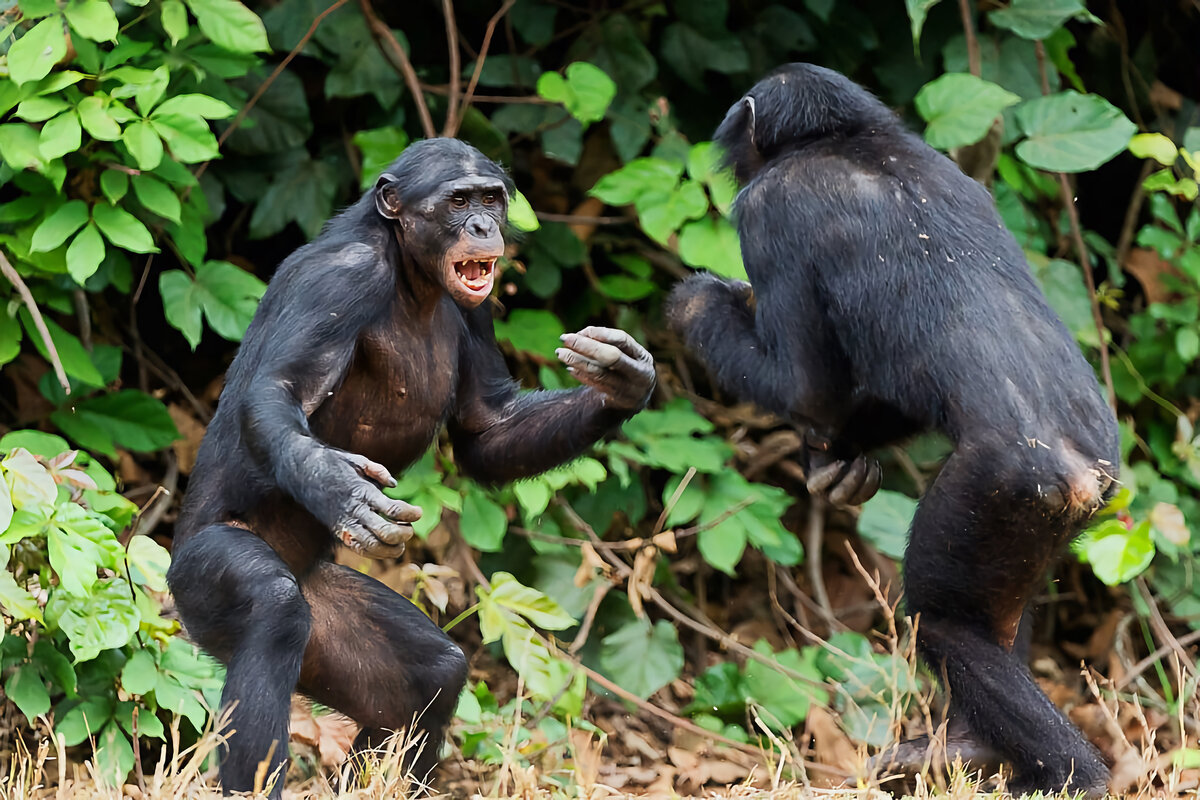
801, 431, 881, 506
869, 730, 1003, 792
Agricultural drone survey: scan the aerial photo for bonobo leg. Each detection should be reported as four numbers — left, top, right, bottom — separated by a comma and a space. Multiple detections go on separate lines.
895, 442, 1110, 797
297, 562, 468, 784
167, 525, 312, 797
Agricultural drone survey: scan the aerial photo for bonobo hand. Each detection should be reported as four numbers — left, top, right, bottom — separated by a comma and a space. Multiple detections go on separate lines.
302, 448, 422, 558
664, 272, 753, 343
801, 431, 881, 507
555, 326, 656, 410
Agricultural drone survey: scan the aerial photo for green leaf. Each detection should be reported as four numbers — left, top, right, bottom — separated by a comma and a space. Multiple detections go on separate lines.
55, 698, 113, 745
121, 120, 164, 170
31, 200, 89, 252
18, 312, 104, 385
915, 74, 1020, 150
678, 217, 745, 279
590, 157, 683, 205
93, 722, 134, 785
16, 95, 70, 122
1015, 91, 1136, 172
0, 123, 47, 170
64, 0, 119, 42
120, 648, 157, 695
50, 390, 179, 455
66, 223, 106, 284
152, 94, 236, 120
150, 114, 220, 163
635, 180, 708, 245
481, 572, 575, 632
1079, 519, 1154, 585
0, 565, 42, 620
536, 62, 616, 128
158, 270, 203, 347
660, 23, 749, 91
161, 0, 189, 45
743, 641, 826, 730
5, 664, 51, 720
127, 534, 170, 592
1128, 133, 1178, 166
508, 188, 540, 232
76, 97, 122, 141
247, 155, 337, 239
1030, 256, 1096, 346
100, 170, 128, 205
352, 125, 409, 190
184, 0, 269, 53
905, 0, 942, 54
989, 0, 1099, 40
8, 18, 68, 86
493, 309, 565, 359
857, 490, 916, 560
459, 485, 508, 552
38, 110, 81, 160
131, 175, 181, 223
194, 260, 265, 340
599, 618, 684, 699
92, 204, 158, 253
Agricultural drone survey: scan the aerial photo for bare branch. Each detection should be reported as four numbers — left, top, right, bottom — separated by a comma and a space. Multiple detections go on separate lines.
360, 0, 436, 139
440, 0, 461, 137
957, 0, 981, 77
451, 0, 518, 135
0, 249, 70, 394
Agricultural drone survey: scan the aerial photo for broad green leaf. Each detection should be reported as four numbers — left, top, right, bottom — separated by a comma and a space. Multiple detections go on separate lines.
686, 141, 736, 214
5, 664, 51, 720
635, 179, 708, 245
247, 156, 338, 239
508, 188, 540, 232
0, 561, 42, 621
121, 120, 164, 170
127, 534, 170, 592
38, 110, 81, 160
18, 312, 104, 385
915, 74, 1020, 151
92, 204, 158, 253
989, 0, 1099, 40
161, 0, 188, 43
100, 170, 128, 204
93, 723, 135, 786
152, 94, 236, 120
8, 18, 68, 86
482, 572, 575, 632
1128, 133, 1178, 166
194, 260, 265, 340
120, 648, 157, 695
159, 270, 203, 348
51, 390, 179, 455
1030, 256, 1096, 346
2, 448, 58, 510
905, 0, 942, 54
590, 157, 683, 205
660, 23, 749, 91
0, 123, 46, 170
66, 223, 106, 284
743, 641, 827, 730
150, 114, 220, 163
76, 97, 122, 141
131, 175, 181, 223
184, 0, 269, 53
493, 309, 565, 359
857, 490, 916, 560
31, 200, 89, 252
599, 618, 684, 699
678, 217, 745, 279
16, 95, 69, 122
1080, 519, 1154, 585
0, 311, 20, 368
64, 0, 119, 42
1015, 91, 1136, 173
459, 485, 507, 552
352, 125, 409, 189
536, 62, 616, 128
18, 0, 59, 18
698, 517, 747, 575
55, 697, 113, 744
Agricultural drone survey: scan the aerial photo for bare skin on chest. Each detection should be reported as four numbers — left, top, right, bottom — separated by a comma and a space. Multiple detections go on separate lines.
309, 295, 461, 471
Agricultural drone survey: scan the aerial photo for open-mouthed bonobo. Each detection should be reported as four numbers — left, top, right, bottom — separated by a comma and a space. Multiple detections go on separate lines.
666, 64, 1117, 796
168, 139, 656, 796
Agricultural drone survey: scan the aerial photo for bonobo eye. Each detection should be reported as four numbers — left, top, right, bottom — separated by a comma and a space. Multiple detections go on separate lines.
450, 194, 468, 209
482, 192, 497, 205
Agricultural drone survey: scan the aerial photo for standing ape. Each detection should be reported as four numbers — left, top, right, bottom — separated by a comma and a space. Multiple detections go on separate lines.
666, 64, 1116, 797
168, 139, 655, 797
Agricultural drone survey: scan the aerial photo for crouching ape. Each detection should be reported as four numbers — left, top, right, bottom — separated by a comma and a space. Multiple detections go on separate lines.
666, 64, 1117, 797
168, 139, 656, 797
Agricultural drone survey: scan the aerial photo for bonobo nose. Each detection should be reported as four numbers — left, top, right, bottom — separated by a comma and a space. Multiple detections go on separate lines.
467, 214, 495, 239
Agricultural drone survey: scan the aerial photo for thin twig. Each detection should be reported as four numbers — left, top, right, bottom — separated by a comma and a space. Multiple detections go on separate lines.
358, 0, 436, 138
957, 0, 981, 77
1115, 628, 1200, 691
440, 0, 461, 137
452, 0, 517, 135
804, 499, 835, 623
535, 211, 631, 225
1136, 577, 1200, 681
423, 83, 550, 104
195, 0, 350, 184
1034, 40, 1117, 411
0, 249, 69, 394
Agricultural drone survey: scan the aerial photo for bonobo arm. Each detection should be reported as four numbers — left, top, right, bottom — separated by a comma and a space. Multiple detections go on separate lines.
450, 310, 655, 484
236, 243, 420, 557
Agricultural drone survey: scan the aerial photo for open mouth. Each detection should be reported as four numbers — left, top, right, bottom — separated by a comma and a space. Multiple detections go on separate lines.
453, 257, 497, 293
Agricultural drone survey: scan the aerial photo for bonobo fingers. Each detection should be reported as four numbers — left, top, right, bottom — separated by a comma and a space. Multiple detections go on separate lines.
556, 332, 622, 373
806, 456, 881, 507
343, 452, 397, 487
363, 485, 422, 523
557, 327, 656, 410
575, 326, 655, 364
334, 519, 410, 560
805, 461, 845, 495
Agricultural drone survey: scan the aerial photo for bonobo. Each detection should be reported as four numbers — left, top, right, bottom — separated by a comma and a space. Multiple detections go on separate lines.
168, 139, 655, 796
666, 64, 1117, 796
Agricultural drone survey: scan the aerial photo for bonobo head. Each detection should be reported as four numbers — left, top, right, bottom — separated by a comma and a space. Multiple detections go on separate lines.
374, 139, 512, 307
715, 63, 898, 184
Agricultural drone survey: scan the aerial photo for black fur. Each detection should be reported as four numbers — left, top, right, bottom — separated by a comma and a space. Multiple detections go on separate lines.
667, 64, 1117, 796
169, 139, 654, 796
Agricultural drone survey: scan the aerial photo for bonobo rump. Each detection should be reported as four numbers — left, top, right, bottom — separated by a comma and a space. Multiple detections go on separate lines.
666, 64, 1117, 797
168, 138, 656, 797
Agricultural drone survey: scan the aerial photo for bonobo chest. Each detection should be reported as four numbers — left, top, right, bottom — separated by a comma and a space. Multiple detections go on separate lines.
308, 296, 462, 470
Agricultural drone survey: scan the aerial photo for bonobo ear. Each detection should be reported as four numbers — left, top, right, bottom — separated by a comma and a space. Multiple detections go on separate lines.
375, 173, 403, 220
714, 96, 763, 184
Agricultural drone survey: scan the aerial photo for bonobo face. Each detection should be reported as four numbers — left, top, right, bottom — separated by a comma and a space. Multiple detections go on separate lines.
374, 141, 510, 308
